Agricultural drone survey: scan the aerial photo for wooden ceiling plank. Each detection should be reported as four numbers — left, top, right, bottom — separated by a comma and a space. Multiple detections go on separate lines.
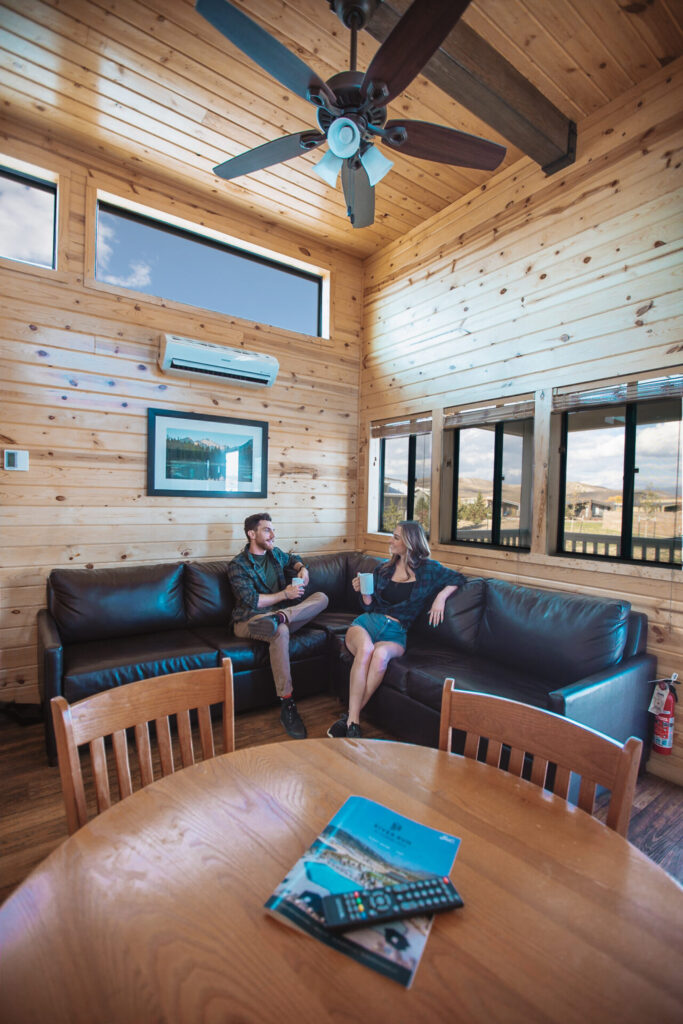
561, 0, 663, 86
366, 0, 575, 170
522, 0, 635, 100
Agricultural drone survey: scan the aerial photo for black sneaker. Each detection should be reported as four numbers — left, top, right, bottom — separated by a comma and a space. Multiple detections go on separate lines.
280, 698, 307, 739
327, 712, 348, 738
250, 615, 281, 640
347, 722, 362, 739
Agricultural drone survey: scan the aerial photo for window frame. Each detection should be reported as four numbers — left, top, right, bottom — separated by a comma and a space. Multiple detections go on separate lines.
376, 429, 432, 535
556, 395, 682, 568
448, 419, 534, 551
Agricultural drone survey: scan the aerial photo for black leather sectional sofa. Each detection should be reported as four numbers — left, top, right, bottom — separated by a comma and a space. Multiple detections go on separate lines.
38, 551, 655, 765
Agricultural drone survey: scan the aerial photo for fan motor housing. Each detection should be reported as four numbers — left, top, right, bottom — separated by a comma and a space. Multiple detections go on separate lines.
317, 71, 387, 137
329, 0, 381, 30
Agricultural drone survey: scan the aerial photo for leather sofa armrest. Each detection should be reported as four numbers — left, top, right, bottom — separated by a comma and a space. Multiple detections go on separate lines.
548, 652, 656, 762
37, 608, 64, 766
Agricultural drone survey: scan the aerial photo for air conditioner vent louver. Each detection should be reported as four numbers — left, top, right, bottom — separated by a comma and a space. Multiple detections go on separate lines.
158, 334, 278, 388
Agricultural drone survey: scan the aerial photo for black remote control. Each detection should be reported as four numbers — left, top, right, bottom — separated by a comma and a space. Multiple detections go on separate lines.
320, 876, 464, 933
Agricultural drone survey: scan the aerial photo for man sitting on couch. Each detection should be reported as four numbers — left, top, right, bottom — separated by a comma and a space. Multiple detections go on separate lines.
228, 513, 329, 739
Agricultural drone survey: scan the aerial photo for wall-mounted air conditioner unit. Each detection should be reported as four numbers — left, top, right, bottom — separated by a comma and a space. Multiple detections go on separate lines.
158, 335, 279, 388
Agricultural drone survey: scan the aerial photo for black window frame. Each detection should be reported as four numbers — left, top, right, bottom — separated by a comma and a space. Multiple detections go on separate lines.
557, 396, 682, 568
95, 200, 324, 337
378, 431, 431, 534
0, 165, 57, 270
448, 419, 533, 551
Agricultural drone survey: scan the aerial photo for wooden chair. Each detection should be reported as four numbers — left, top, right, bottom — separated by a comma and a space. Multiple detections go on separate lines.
51, 659, 235, 835
438, 679, 642, 836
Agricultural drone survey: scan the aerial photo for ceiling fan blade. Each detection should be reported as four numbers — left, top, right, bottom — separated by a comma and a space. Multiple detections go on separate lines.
383, 120, 506, 170
341, 161, 375, 229
362, 0, 471, 107
213, 131, 325, 180
196, 0, 335, 106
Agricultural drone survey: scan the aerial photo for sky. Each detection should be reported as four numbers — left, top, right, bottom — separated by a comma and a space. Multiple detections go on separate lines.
0, 176, 54, 267
96, 207, 320, 336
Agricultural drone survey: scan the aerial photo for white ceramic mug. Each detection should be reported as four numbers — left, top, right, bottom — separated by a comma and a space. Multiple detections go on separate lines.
358, 572, 374, 596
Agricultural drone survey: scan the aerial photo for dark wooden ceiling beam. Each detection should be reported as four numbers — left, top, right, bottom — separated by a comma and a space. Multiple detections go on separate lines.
366, 1, 576, 174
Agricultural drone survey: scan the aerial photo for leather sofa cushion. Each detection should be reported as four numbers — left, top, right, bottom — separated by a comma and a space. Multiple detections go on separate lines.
305, 552, 351, 610
49, 563, 186, 643
410, 578, 485, 652
400, 649, 553, 713
185, 560, 234, 626
477, 580, 631, 686
62, 630, 218, 703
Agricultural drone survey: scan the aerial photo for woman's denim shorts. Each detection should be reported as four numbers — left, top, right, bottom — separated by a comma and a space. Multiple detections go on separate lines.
350, 612, 407, 648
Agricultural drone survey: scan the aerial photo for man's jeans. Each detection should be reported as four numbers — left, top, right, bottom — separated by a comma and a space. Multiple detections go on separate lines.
233, 591, 329, 696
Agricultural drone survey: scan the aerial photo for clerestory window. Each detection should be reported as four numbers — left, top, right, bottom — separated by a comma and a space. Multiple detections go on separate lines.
95, 200, 324, 337
0, 165, 57, 270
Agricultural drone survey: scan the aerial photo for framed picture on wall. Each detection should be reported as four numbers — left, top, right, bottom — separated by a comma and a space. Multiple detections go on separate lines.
147, 408, 268, 498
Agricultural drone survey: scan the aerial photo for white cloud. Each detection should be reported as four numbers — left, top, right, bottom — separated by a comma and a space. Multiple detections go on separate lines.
99, 261, 153, 289
0, 180, 54, 266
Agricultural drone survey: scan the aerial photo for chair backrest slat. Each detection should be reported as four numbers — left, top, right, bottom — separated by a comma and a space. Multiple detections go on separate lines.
553, 764, 571, 800
485, 738, 502, 768
135, 722, 155, 787
439, 679, 642, 837
156, 717, 175, 776
177, 709, 195, 768
112, 729, 133, 799
529, 755, 548, 788
197, 706, 215, 761
90, 736, 111, 813
51, 660, 235, 834
507, 746, 525, 777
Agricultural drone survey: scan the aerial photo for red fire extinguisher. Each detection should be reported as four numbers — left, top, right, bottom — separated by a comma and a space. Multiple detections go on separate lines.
650, 674, 679, 755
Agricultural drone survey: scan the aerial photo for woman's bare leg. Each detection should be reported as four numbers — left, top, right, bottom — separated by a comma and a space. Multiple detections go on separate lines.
346, 629, 405, 726
355, 642, 405, 714
345, 625, 374, 725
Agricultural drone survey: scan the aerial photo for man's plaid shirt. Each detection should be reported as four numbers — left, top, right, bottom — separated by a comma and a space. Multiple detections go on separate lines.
228, 544, 302, 622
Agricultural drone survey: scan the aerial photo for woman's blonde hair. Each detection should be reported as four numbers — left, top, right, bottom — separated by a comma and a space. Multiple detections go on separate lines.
393, 520, 431, 570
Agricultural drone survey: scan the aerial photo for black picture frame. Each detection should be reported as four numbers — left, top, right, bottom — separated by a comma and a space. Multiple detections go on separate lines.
147, 408, 268, 498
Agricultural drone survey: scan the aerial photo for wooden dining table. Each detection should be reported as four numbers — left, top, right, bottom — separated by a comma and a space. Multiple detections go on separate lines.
1, 738, 681, 1023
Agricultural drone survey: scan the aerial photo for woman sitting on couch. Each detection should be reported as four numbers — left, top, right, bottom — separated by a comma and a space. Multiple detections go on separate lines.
327, 520, 465, 739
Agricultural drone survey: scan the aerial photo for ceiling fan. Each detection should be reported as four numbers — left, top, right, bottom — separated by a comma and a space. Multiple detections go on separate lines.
195, 0, 506, 228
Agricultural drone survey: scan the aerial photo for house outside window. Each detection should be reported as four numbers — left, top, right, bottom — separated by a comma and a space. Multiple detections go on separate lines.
556, 376, 682, 566
0, 164, 57, 269
443, 400, 535, 549
95, 201, 324, 337
372, 415, 432, 534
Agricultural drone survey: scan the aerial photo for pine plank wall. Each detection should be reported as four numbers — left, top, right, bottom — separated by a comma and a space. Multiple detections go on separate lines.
1, 60, 681, 781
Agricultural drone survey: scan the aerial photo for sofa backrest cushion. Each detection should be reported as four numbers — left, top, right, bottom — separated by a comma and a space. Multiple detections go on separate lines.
185, 560, 234, 626
48, 563, 186, 643
304, 552, 351, 610
304, 552, 384, 612
477, 579, 631, 685
410, 578, 485, 651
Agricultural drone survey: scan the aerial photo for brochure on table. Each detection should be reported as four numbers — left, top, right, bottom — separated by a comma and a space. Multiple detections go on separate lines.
264, 795, 461, 988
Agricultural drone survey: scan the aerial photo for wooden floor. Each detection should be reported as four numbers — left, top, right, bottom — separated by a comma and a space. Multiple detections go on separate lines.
1, 694, 682, 906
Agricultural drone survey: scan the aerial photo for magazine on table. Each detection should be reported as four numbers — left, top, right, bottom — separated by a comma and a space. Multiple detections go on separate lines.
264, 795, 461, 988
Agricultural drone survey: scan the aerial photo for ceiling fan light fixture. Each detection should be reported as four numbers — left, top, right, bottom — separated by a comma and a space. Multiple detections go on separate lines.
360, 145, 393, 186
313, 149, 345, 187
327, 117, 362, 158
